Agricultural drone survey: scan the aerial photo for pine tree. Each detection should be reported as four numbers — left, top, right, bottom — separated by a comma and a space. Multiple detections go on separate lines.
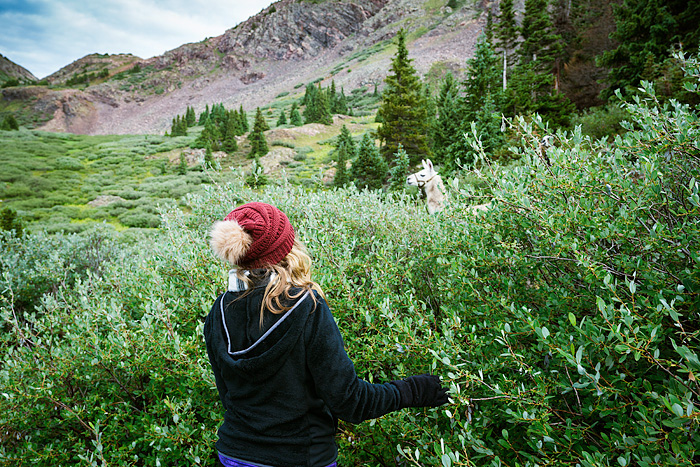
185, 106, 196, 126
303, 84, 320, 123
276, 109, 287, 126
239, 106, 249, 133
248, 107, 269, 158
198, 104, 210, 125
598, 0, 700, 101
351, 132, 387, 190
375, 29, 432, 165
0, 206, 23, 235
506, 0, 574, 126
494, 0, 519, 68
329, 80, 338, 112
177, 153, 187, 175
443, 35, 506, 168
222, 113, 239, 154
336, 87, 348, 115
432, 73, 462, 165
193, 116, 219, 149
302, 83, 333, 125
519, 0, 564, 73
168, 115, 187, 137
387, 144, 410, 191
289, 102, 303, 126
204, 144, 215, 168
333, 125, 355, 187
2, 115, 19, 131
316, 86, 333, 125
463, 34, 502, 115
472, 92, 506, 160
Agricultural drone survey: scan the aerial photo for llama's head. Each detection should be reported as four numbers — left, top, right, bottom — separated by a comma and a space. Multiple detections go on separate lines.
407, 159, 438, 188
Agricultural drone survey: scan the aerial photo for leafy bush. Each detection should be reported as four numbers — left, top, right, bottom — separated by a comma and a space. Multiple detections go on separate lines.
571, 104, 629, 141
0, 54, 698, 467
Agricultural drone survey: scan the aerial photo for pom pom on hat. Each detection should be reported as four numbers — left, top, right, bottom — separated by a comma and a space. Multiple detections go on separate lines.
209, 202, 295, 269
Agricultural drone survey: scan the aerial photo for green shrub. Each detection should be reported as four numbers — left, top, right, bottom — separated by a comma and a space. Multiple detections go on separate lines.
571, 104, 629, 140
0, 54, 698, 467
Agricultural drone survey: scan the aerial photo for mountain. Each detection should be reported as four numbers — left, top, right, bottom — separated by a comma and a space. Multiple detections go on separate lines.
0, 54, 37, 85
44, 53, 142, 86
1, 0, 487, 135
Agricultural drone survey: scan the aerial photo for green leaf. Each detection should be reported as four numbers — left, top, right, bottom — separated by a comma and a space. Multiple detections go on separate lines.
568, 312, 576, 326
671, 403, 684, 417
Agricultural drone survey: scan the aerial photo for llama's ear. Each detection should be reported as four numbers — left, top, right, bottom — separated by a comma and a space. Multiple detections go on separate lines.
426, 159, 434, 171
421, 159, 428, 169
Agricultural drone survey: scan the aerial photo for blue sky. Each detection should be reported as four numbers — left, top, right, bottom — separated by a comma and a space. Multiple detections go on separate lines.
0, 0, 277, 78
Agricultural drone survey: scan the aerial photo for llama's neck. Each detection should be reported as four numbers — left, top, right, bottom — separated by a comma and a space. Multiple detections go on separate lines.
424, 175, 445, 213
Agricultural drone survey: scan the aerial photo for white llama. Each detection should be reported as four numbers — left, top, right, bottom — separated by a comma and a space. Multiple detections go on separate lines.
407, 159, 491, 215
407, 159, 446, 214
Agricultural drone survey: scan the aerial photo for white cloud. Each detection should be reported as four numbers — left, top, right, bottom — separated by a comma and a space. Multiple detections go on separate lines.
0, 0, 276, 78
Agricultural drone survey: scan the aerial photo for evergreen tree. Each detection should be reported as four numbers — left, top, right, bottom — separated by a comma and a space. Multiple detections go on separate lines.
494, 0, 519, 69
0, 206, 23, 236
472, 92, 506, 160
195, 115, 220, 150
333, 125, 355, 187
445, 35, 506, 168
519, 0, 564, 74
351, 132, 387, 190
177, 152, 187, 175
597, 0, 700, 101
289, 102, 303, 126
303, 84, 320, 123
259, 109, 270, 132
336, 87, 349, 115
185, 106, 196, 126
222, 113, 239, 154
422, 84, 437, 151
276, 109, 287, 126
375, 29, 431, 165
204, 144, 215, 168
1, 115, 19, 131
248, 107, 269, 158
506, 0, 574, 126
432, 73, 462, 165
168, 115, 187, 137
316, 86, 333, 125
239, 106, 249, 133
198, 104, 210, 125
329, 80, 338, 112
387, 144, 410, 191
463, 34, 503, 115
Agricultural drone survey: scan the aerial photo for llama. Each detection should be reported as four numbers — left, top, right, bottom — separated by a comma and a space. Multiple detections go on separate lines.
407, 159, 446, 214
407, 159, 491, 215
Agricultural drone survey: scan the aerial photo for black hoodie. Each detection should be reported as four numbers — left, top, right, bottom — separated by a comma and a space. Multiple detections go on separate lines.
204, 286, 402, 467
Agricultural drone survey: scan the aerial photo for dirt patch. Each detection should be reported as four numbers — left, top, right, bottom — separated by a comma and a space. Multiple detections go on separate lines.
259, 147, 296, 174
88, 195, 126, 207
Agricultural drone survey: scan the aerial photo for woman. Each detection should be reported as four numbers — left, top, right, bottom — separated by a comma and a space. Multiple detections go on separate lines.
204, 202, 448, 467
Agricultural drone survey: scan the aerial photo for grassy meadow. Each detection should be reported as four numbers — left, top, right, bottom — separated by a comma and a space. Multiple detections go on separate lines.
0, 91, 380, 234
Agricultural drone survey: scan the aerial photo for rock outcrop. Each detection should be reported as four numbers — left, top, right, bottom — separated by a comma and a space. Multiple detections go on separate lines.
2, 0, 486, 135
0, 54, 37, 84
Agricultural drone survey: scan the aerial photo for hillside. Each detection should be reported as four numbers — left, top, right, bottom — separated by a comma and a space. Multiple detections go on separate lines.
0, 53, 37, 85
0, 0, 486, 135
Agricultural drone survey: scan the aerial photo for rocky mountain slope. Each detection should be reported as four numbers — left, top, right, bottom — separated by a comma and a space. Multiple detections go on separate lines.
2, 0, 488, 135
0, 54, 37, 85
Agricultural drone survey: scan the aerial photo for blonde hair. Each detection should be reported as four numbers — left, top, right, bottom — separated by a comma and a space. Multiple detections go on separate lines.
235, 239, 325, 326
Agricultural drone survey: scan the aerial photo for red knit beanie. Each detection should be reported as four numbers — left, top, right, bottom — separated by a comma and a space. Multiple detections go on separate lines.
210, 202, 295, 269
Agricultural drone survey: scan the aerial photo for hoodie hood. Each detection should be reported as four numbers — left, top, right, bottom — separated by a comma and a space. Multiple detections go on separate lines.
206, 287, 311, 383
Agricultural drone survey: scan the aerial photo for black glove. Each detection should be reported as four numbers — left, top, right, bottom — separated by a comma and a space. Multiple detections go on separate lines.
391, 374, 449, 409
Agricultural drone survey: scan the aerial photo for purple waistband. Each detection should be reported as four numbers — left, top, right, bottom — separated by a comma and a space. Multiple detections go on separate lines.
218, 453, 337, 467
